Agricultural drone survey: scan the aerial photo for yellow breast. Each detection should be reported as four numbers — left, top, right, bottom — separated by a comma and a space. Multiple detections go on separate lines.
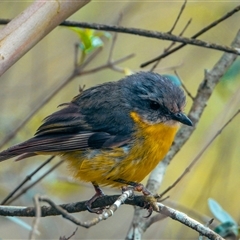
65, 112, 179, 188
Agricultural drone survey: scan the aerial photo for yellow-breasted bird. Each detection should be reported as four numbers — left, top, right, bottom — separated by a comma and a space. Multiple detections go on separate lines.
0, 72, 192, 212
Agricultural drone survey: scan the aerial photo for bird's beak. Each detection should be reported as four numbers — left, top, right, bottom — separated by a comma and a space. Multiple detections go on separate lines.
172, 113, 193, 126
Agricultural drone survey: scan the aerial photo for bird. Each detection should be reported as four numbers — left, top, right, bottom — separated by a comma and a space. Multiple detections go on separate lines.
0, 71, 192, 213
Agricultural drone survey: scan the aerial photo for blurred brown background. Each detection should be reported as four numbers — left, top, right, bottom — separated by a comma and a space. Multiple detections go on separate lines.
0, 1, 240, 239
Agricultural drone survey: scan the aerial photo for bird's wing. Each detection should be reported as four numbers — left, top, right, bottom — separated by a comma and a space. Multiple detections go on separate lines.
0, 102, 132, 162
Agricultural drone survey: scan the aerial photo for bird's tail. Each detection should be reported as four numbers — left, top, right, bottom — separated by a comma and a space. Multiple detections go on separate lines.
0, 138, 39, 162
0, 132, 93, 162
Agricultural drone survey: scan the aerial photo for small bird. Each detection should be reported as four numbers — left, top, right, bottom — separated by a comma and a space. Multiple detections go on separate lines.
0, 72, 192, 213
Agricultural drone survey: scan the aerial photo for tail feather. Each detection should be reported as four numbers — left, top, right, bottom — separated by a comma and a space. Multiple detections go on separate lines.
0, 140, 36, 162
15, 153, 38, 161
0, 132, 94, 162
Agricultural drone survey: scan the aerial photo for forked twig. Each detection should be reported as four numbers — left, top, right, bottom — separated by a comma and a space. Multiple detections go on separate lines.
141, 5, 240, 67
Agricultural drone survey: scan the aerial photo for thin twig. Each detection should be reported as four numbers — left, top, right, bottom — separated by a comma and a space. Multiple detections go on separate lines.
159, 108, 240, 198
79, 54, 135, 75
59, 228, 78, 240
141, 4, 240, 68
38, 190, 134, 228
174, 70, 194, 100
108, 13, 122, 62
5, 160, 64, 205
29, 194, 41, 240
1, 156, 54, 205
151, 18, 192, 72
168, 0, 187, 34
74, 43, 79, 69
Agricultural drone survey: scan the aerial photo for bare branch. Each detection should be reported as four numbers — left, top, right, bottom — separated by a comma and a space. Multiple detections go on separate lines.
0, 18, 239, 57
168, 0, 187, 34
59, 228, 78, 240
59, 21, 240, 56
25, 190, 134, 228
0, 194, 224, 239
151, 18, 192, 72
174, 70, 194, 100
29, 194, 41, 240
141, 4, 240, 67
157, 203, 224, 240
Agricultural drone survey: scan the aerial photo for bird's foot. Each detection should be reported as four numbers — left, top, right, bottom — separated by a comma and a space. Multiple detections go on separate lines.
119, 180, 158, 218
86, 183, 106, 214
142, 194, 159, 218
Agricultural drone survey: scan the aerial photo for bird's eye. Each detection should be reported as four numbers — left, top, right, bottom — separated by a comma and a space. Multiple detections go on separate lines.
150, 101, 160, 110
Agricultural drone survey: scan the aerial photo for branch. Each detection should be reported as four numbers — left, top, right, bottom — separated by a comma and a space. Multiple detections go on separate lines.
38, 190, 134, 228
0, 18, 240, 59
29, 194, 41, 240
168, 0, 187, 34
60, 21, 240, 56
0, 0, 90, 76
141, 4, 240, 67
156, 203, 224, 240
0, 194, 224, 239
0, 194, 140, 217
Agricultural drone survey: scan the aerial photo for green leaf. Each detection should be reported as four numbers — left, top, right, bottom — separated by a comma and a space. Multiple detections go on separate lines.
69, 27, 111, 56
208, 198, 237, 224
214, 222, 239, 238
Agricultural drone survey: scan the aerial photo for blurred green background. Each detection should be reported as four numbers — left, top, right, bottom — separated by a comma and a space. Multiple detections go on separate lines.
0, 1, 240, 239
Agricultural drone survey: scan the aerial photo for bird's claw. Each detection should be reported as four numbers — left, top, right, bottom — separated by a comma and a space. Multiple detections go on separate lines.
143, 195, 159, 218
85, 202, 105, 214
85, 184, 105, 214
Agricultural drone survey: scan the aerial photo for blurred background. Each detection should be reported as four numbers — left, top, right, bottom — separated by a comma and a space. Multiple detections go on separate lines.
0, 1, 240, 239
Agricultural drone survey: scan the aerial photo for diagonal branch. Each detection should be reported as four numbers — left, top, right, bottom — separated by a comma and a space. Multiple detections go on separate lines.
141, 4, 240, 67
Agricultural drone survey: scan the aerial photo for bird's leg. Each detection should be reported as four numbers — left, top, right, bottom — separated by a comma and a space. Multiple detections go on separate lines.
85, 182, 105, 214
114, 178, 152, 195
114, 178, 159, 217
